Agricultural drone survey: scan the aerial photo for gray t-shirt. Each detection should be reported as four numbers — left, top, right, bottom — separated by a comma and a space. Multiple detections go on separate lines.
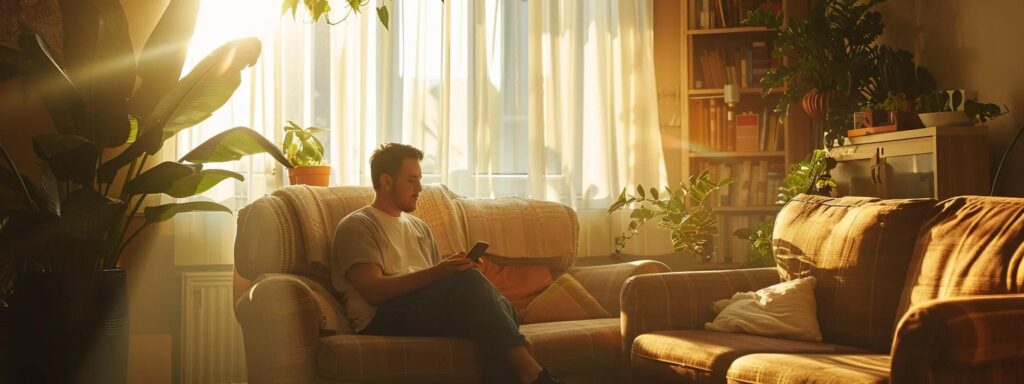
331, 205, 441, 332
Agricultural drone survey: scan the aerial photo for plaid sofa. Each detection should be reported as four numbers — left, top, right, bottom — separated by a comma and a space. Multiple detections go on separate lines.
233, 184, 669, 383
622, 194, 1024, 383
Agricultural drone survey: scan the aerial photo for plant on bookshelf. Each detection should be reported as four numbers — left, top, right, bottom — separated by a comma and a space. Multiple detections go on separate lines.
609, 169, 733, 261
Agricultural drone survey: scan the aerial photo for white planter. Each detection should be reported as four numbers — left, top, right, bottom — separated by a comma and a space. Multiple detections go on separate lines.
918, 111, 972, 127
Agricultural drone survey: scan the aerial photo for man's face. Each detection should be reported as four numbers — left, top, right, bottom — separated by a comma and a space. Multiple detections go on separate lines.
385, 158, 423, 213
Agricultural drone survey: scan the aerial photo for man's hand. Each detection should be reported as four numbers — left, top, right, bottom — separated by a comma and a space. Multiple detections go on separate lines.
432, 252, 475, 278
347, 252, 478, 306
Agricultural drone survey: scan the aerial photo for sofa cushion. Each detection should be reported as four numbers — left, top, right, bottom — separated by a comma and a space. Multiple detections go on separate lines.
521, 318, 622, 373
630, 330, 869, 383
705, 276, 821, 342
773, 194, 935, 352
478, 257, 552, 313
727, 353, 890, 384
318, 334, 479, 383
897, 196, 1024, 316
455, 197, 579, 273
520, 274, 612, 324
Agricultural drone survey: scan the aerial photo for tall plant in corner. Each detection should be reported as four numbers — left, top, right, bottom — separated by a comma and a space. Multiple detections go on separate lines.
0, 1, 291, 300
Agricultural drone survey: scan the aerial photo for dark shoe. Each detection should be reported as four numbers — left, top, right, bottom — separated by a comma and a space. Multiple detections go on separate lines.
530, 368, 565, 384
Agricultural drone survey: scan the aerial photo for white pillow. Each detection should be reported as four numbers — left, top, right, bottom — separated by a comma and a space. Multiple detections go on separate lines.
704, 276, 822, 342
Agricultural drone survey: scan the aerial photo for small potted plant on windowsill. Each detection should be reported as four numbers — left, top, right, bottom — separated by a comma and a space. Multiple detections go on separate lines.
283, 121, 330, 186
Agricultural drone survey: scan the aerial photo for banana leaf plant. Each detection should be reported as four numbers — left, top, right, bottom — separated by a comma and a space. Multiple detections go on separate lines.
0, 0, 291, 301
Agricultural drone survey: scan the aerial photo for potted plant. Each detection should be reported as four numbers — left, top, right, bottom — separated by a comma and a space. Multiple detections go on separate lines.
0, 4, 290, 382
283, 121, 331, 186
916, 90, 1008, 126
861, 91, 923, 130
745, 0, 934, 146
608, 169, 733, 261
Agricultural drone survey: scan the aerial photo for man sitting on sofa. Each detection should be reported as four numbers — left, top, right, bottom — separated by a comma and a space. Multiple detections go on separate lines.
330, 143, 563, 384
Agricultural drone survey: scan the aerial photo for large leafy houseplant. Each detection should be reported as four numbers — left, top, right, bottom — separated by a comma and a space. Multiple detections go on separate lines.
608, 169, 733, 261
0, 2, 291, 301
745, 0, 933, 146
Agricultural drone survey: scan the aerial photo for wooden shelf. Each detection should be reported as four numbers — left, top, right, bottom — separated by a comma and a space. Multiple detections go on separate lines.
686, 26, 773, 35
689, 151, 785, 159
716, 206, 782, 213
688, 87, 783, 96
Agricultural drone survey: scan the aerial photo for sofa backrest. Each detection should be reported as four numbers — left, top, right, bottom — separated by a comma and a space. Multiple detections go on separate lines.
896, 196, 1024, 317
773, 194, 935, 353
235, 184, 580, 282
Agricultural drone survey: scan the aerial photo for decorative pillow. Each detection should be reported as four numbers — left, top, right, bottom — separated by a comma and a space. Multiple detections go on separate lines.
478, 257, 553, 313
520, 273, 612, 324
704, 276, 822, 342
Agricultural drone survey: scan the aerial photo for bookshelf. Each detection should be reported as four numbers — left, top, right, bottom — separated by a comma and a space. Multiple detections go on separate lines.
656, 0, 812, 266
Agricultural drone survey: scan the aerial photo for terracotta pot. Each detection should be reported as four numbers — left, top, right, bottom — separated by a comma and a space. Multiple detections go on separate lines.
288, 165, 331, 186
801, 88, 837, 121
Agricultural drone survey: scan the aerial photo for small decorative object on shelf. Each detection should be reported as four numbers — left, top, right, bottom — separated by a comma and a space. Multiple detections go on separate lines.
916, 89, 1008, 126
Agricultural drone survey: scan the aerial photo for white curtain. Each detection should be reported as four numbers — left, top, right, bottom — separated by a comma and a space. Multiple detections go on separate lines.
174, 0, 666, 264
330, 0, 666, 210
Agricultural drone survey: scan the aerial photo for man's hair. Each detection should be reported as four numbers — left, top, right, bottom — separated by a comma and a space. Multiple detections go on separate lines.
370, 143, 424, 190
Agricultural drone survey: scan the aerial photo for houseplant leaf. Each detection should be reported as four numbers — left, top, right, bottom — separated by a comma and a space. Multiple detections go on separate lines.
164, 169, 244, 198
132, 0, 201, 123
137, 37, 262, 155
18, 33, 87, 139
179, 127, 292, 167
144, 201, 230, 224
123, 161, 196, 196
57, 188, 126, 239
31, 134, 99, 186
88, 0, 137, 148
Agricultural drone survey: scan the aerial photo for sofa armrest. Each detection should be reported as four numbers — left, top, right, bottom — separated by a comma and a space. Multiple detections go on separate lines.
891, 293, 1024, 383
620, 268, 779, 359
567, 260, 671, 314
235, 274, 351, 384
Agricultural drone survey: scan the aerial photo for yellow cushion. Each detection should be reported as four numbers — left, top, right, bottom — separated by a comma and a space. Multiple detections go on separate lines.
520, 273, 611, 324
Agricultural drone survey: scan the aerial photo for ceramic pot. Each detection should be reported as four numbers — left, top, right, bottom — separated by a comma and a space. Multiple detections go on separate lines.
918, 111, 972, 127
801, 88, 836, 121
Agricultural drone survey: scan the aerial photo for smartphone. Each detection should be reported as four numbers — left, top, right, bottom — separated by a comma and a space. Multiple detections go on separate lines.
466, 241, 490, 262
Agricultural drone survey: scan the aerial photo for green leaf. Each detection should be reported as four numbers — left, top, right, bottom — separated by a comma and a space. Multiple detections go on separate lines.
87, 0, 137, 148
377, 5, 390, 30
649, 187, 659, 200
58, 188, 126, 239
124, 161, 196, 196
179, 127, 293, 167
18, 33, 86, 139
132, 0, 201, 123
281, 0, 300, 17
31, 135, 99, 185
97, 144, 143, 184
144, 201, 231, 224
138, 38, 262, 155
636, 184, 646, 198
164, 169, 244, 198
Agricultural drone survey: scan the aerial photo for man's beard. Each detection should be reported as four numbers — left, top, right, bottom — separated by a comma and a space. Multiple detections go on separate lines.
391, 189, 417, 213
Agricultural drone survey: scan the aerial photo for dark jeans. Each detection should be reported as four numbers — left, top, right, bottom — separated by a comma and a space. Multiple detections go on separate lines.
360, 269, 525, 383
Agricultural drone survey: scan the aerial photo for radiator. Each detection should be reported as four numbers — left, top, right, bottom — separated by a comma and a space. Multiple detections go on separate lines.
182, 271, 247, 384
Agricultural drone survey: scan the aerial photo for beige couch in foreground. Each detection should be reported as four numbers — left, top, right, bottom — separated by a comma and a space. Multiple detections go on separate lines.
233, 184, 669, 383
622, 194, 1024, 383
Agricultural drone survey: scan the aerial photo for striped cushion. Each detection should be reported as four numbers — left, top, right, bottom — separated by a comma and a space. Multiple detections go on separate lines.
630, 330, 869, 383
727, 353, 890, 384
773, 194, 934, 352
897, 196, 1024, 315
520, 274, 612, 324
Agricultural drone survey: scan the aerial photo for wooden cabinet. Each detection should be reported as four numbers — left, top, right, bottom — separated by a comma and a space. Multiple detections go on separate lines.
828, 126, 990, 200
